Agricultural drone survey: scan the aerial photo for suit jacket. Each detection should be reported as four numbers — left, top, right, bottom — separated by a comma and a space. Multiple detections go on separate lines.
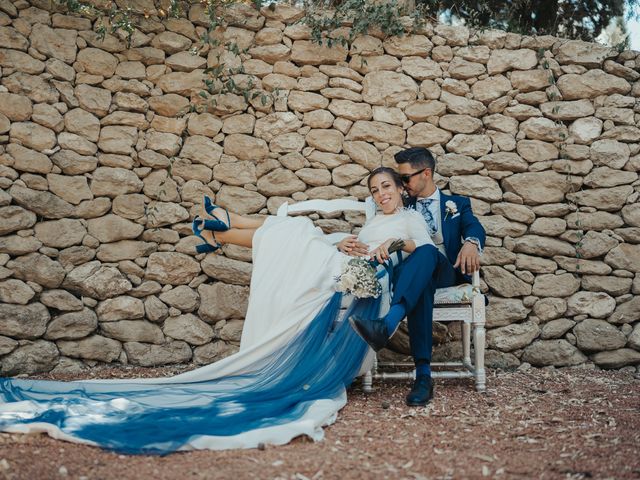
407, 191, 486, 284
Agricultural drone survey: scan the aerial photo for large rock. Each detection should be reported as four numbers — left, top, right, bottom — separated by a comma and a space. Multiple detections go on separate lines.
145, 252, 201, 286
197, 282, 249, 323
521, 339, 587, 367
10, 121, 56, 151
448, 57, 486, 79
40, 289, 83, 312
566, 291, 616, 318
486, 297, 529, 327
201, 253, 252, 286
481, 266, 532, 297
44, 309, 97, 340
97, 240, 157, 262
401, 56, 442, 80
0, 205, 36, 235
63, 261, 132, 300
569, 117, 603, 144
346, 120, 405, 145
47, 174, 93, 205
0, 340, 59, 376
513, 236, 574, 257
58, 335, 122, 362
76, 47, 118, 76
604, 244, 640, 273
90, 167, 143, 197
34, 218, 86, 248
0, 279, 34, 305
30, 25, 77, 63
502, 171, 573, 205
9, 185, 75, 219
0, 302, 50, 339
576, 231, 619, 259
0, 48, 45, 74
0, 26, 29, 51
540, 99, 594, 120
163, 314, 214, 345
406, 123, 452, 147
487, 49, 538, 74
306, 129, 344, 153
87, 215, 144, 243
96, 296, 145, 322
479, 215, 527, 237
8, 253, 66, 288
180, 135, 223, 167
532, 273, 580, 297
510, 69, 552, 92
446, 134, 492, 157
520, 117, 567, 142
573, 319, 626, 352
540, 319, 576, 340
361, 71, 418, 106
566, 186, 633, 212
223, 133, 269, 160
158, 285, 199, 312
471, 75, 511, 103
557, 70, 631, 100
608, 296, 640, 325
255, 168, 305, 196
440, 91, 486, 117
216, 186, 266, 214
124, 340, 192, 366
449, 175, 502, 202
555, 41, 616, 67
487, 321, 540, 352
254, 112, 301, 141
584, 167, 637, 188
75, 84, 112, 117
290, 40, 347, 65
591, 349, 640, 369
101, 320, 164, 344
0, 92, 32, 121
98, 126, 138, 154
533, 298, 567, 322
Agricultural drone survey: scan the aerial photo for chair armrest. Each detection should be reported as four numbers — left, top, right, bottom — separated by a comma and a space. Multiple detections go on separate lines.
472, 270, 480, 288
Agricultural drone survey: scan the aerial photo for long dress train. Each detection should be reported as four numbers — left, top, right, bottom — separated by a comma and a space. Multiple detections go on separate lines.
0, 210, 430, 454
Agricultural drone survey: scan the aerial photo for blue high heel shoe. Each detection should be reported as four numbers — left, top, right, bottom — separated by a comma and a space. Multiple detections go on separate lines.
201, 196, 231, 232
192, 217, 221, 254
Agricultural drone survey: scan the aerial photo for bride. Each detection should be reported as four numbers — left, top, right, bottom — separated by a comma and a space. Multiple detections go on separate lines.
0, 167, 432, 454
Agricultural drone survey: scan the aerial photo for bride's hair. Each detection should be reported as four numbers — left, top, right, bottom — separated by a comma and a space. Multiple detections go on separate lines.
367, 166, 403, 189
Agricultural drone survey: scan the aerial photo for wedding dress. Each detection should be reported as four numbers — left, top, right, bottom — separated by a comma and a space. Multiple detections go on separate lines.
0, 209, 431, 454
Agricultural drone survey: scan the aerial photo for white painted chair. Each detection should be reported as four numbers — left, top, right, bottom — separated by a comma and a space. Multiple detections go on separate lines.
277, 198, 487, 392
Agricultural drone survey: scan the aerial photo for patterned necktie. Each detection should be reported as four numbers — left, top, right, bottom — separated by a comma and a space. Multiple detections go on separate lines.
418, 198, 437, 236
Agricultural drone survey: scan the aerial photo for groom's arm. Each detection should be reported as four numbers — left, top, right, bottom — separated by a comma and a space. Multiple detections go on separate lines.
454, 197, 486, 274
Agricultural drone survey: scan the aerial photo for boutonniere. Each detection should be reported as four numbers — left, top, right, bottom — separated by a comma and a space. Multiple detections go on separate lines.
444, 200, 458, 220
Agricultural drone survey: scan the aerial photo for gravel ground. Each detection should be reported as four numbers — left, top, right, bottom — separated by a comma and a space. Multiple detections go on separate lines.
1, 367, 639, 480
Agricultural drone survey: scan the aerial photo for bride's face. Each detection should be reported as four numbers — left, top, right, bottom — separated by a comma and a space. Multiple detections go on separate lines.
369, 173, 404, 214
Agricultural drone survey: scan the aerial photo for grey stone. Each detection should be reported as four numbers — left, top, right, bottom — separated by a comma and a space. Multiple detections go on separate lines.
486, 297, 530, 327
0, 302, 49, 339
0, 340, 59, 376
566, 292, 616, 319
481, 266, 532, 297
487, 321, 541, 352
198, 282, 249, 323
0, 279, 35, 304
45, 308, 98, 340
521, 339, 587, 367
40, 289, 83, 311
96, 296, 145, 322
591, 348, 640, 369
540, 319, 576, 339
532, 298, 567, 321
8, 253, 66, 288
124, 340, 192, 366
144, 296, 169, 323
57, 335, 122, 362
163, 314, 214, 345
573, 318, 626, 352
532, 273, 580, 298
158, 285, 199, 312
145, 252, 201, 286
101, 320, 165, 344
608, 297, 640, 324
63, 261, 132, 300
34, 218, 86, 248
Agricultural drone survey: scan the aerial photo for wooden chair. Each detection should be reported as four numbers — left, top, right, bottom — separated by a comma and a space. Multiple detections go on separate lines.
277, 198, 487, 392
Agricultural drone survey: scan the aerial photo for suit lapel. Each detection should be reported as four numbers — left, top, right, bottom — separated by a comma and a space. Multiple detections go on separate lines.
439, 192, 451, 250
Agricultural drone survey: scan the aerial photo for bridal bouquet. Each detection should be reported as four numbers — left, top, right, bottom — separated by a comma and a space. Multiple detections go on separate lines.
335, 240, 405, 298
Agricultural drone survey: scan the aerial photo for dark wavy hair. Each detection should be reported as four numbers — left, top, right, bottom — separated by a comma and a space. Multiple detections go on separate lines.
367, 167, 408, 207
367, 166, 403, 189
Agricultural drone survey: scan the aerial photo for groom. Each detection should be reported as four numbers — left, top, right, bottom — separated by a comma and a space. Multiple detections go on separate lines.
343, 147, 485, 406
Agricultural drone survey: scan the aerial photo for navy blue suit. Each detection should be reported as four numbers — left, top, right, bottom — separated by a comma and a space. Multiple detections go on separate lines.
392, 192, 486, 365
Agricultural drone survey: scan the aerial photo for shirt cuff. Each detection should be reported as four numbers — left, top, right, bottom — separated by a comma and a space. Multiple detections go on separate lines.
464, 237, 483, 255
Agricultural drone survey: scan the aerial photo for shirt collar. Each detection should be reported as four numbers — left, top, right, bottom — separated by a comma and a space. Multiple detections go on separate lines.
417, 188, 440, 202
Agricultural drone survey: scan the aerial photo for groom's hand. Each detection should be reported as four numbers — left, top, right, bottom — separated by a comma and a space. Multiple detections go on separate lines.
454, 242, 481, 275
337, 236, 369, 257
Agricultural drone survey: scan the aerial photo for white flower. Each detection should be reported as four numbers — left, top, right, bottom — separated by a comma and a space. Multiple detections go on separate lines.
335, 258, 382, 298
445, 200, 458, 219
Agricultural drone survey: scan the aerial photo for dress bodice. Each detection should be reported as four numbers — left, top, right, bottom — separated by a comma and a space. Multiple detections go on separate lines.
357, 208, 433, 253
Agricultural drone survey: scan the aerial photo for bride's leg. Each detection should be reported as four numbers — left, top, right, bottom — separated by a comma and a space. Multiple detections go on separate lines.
201, 228, 257, 249
201, 198, 265, 230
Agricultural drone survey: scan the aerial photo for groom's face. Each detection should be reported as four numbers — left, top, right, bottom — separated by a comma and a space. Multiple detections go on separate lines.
398, 163, 430, 197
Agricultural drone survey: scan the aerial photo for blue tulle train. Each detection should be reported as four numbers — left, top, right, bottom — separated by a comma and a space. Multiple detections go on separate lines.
0, 293, 380, 455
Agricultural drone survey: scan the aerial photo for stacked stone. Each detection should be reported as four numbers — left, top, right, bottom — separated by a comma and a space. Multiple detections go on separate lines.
0, 0, 638, 375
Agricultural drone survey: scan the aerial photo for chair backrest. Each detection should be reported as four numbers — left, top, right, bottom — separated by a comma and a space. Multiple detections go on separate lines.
276, 197, 377, 219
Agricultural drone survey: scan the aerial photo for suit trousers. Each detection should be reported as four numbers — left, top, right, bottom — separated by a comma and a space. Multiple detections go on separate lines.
391, 244, 457, 364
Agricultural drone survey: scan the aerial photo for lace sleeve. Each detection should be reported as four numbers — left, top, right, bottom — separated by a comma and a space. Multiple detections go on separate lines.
401, 208, 433, 248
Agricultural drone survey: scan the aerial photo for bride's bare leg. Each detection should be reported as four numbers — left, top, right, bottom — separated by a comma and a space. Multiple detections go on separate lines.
201, 198, 265, 230
201, 228, 257, 249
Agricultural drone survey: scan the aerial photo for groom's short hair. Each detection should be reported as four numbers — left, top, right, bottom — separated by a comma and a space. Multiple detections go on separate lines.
394, 147, 436, 171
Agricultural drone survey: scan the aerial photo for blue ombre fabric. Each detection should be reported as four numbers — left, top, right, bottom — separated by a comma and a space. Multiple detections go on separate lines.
0, 292, 379, 455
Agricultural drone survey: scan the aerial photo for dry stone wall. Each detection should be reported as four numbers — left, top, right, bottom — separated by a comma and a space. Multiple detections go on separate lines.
0, 0, 639, 376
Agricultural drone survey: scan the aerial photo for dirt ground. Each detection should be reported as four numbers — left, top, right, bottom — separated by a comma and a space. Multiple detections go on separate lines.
1, 366, 639, 480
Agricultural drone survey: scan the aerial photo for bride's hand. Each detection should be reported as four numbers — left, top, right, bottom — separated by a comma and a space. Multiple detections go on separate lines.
370, 239, 394, 264
337, 236, 369, 257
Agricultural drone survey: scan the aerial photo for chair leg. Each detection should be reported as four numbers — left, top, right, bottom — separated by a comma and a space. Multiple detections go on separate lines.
462, 322, 471, 369
473, 323, 486, 392
363, 369, 373, 393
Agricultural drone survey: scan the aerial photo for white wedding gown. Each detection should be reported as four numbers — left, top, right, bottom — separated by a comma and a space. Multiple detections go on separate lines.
0, 209, 431, 454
